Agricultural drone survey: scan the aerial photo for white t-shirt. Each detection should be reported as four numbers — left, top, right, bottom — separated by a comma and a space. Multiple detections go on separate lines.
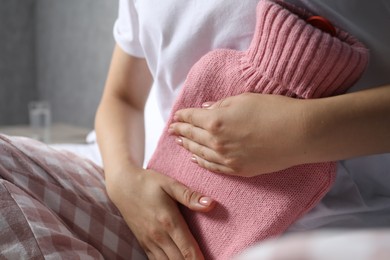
114, 0, 390, 231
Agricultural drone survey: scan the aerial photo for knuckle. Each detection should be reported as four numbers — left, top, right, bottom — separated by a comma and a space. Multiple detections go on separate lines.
151, 250, 168, 260
211, 138, 225, 154
198, 146, 207, 159
207, 118, 223, 134
224, 157, 236, 168
187, 110, 194, 125
181, 137, 190, 150
197, 159, 206, 169
155, 213, 174, 231
184, 125, 194, 140
170, 179, 183, 189
182, 187, 198, 206
224, 157, 241, 171
148, 226, 165, 243
196, 157, 206, 168
203, 161, 218, 173
181, 246, 195, 259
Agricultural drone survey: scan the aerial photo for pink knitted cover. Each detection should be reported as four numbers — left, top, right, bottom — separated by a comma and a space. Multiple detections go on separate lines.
148, 0, 369, 259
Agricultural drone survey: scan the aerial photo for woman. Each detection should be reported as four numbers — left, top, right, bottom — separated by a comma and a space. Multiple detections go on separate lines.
96, 0, 390, 259
0, 0, 389, 259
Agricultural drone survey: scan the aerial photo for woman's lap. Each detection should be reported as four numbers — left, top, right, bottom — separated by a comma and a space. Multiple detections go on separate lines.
0, 134, 146, 260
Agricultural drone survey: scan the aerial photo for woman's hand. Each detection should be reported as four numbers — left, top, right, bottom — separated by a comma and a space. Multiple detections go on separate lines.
169, 93, 308, 177
96, 46, 217, 259
170, 86, 390, 177
106, 166, 215, 260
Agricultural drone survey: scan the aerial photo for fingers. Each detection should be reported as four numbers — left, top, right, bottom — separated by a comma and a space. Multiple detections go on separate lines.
177, 135, 222, 162
173, 97, 230, 128
162, 176, 215, 213
190, 154, 235, 175
159, 177, 214, 259
137, 177, 210, 260
144, 244, 169, 260
169, 122, 214, 150
142, 221, 196, 260
175, 135, 235, 173
143, 231, 182, 260
174, 108, 212, 129
170, 99, 228, 154
110, 169, 209, 260
151, 203, 205, 260
169, 211, 205, 260
169, 122, 236, 174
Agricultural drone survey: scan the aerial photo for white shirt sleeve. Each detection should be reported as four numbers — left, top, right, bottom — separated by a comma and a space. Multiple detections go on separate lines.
113, 0, 144, 58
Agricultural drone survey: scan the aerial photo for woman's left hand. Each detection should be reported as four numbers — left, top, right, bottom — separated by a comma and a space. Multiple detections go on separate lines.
169, 93, 308, 177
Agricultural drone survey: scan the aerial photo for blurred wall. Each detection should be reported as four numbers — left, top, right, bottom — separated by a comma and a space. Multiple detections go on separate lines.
36, 0, 117, 128
0, 0, 37, 125
0, 0, 117, 128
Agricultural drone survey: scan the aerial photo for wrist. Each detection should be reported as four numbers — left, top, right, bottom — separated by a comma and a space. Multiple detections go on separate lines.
288, 98, 318, 166
104, 162, 145, 203
298, 86, 390, 164
299, 96, 348, 164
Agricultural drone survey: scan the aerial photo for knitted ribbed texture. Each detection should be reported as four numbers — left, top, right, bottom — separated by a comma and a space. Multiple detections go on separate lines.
148, 0, 369, 259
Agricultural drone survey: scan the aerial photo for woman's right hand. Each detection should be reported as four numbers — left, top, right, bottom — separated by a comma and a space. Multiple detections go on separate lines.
96, 46, 215, 259
106, 166, 215, 260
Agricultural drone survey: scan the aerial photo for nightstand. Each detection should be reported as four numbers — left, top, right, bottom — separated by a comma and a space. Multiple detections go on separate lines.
0, 123, 91, 144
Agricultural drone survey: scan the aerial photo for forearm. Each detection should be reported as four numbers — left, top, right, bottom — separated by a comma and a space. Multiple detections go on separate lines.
95, 45, 152, 177
95, 96, 145, 173
302, 85, 390, 163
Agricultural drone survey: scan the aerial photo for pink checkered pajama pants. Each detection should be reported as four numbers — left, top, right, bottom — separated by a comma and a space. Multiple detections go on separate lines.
0, 134, 147, 259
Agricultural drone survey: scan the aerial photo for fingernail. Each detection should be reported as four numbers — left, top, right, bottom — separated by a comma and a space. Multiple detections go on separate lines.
199, 197, 212, 206
175, 137, 183, 145
191, 155, 197, 163
202, 102, 213, 109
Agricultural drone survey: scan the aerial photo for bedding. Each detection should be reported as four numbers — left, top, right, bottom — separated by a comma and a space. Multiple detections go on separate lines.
50, 141, 103, 167
235, 229, 390, 260
1, 119, 389, 259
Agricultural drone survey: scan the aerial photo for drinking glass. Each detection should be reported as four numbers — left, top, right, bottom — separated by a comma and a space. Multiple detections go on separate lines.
28, 101, 52, 143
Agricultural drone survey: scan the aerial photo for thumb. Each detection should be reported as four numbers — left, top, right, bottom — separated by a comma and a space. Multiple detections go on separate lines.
165, 180, 216, 212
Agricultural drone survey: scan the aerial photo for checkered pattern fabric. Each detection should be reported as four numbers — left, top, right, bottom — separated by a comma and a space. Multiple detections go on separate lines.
0, 134, 147, 260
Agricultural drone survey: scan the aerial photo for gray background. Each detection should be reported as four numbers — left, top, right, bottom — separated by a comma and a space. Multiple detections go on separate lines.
0, 0, 117, 128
